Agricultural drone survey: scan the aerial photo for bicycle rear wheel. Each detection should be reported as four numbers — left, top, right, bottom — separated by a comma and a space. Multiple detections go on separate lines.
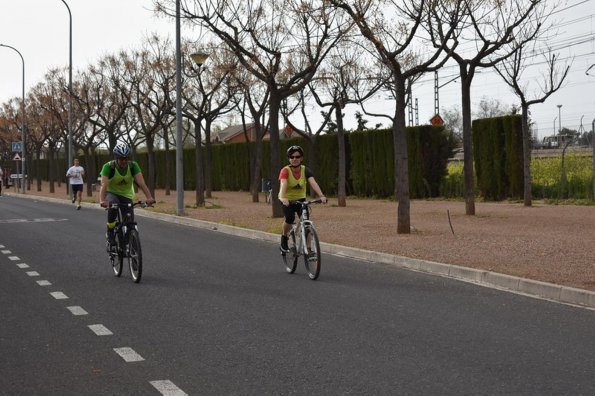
304, 226, 321, 280
128, 229, 143, 283
282, 230, 298, 274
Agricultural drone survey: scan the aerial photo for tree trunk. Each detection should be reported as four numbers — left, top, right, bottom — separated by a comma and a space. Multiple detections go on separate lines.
460, 69, 475, 215
49, 147, 55, 194
335, 104, 346, 207
269, 94, 283, 218
194, 118, 205, 207
204, 119, 213, 199
164, 130, 171, 196
521, 103, 532, 206
250, 122, 264, 203
35, 149, 42, 192
394, 77, 411, 234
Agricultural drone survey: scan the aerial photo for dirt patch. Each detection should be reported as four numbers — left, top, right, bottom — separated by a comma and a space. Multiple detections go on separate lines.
17, 182, 595, 291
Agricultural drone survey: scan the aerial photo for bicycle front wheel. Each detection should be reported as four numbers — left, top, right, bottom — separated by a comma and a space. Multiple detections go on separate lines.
108, 239, 123, 277
128, 229, 143, 283
304, 226, 321, 280
282, 231, 298, 274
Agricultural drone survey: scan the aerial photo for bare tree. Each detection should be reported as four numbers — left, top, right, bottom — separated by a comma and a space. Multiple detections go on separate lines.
430, 0, 545, 215
180, 42, 235, 206
159, 0, 350, 217
74, 53, 132, 153
230, 68, 270, 202
329, 0, 456, 233
123, 36, 177, 197
308, 51, 383, 206
496, 46, 570, 206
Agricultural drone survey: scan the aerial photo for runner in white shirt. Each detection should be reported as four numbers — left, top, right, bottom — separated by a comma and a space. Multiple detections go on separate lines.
66, 158, 85, 210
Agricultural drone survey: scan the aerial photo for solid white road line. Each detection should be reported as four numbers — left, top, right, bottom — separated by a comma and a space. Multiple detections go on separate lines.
50, 291, 68, 299
26, 271, 40, 277
36, 280, 51, 286
149, 380, 188, 396
88, 324, 113, 336
66, 306, 88, 316
113, 347, 145, 362
17, 263, 30, 268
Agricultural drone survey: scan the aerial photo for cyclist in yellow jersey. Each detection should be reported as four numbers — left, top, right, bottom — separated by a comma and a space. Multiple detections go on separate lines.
278, 145, 327, 252
99, 142, 155, 246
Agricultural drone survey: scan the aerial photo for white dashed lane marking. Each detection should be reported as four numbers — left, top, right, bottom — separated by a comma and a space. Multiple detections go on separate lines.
113, 347, 145, 362
88, 324, 113, 336
2, 243, 185, 394
66, 306, 88, 316
149, 380, 188, 396
50, 291, 68, 299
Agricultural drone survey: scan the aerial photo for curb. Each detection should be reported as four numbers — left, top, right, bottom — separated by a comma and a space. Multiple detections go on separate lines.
10, 192, 595, 310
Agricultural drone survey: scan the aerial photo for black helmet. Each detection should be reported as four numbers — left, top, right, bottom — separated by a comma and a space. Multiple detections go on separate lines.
287, 145, 304, 157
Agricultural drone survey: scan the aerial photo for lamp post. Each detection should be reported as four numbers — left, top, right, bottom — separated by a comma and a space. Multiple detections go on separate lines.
175, 0, 184, 215
60, 0, 73, 198
0, 43, 26, 194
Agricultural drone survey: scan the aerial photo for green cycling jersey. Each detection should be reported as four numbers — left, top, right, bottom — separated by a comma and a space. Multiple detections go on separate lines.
100, 160, 141, 199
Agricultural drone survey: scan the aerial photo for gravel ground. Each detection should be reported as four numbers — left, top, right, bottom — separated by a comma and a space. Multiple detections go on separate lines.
15, 182, 595, 291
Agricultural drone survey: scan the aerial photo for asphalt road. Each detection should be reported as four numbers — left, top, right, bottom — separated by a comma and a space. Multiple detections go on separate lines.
1, 196, 594, 395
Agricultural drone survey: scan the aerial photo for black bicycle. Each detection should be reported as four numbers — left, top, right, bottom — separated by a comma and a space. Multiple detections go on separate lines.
281, 199, 322, 280
106, 201, 150, 283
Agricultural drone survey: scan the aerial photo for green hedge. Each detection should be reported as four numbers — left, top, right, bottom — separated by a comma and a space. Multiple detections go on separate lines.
472, 115, 523, 200
29, 125, 452, 199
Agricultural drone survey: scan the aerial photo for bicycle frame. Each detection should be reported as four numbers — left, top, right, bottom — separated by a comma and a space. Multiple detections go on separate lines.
110, 203, 138, 253
293, 204, 313, 256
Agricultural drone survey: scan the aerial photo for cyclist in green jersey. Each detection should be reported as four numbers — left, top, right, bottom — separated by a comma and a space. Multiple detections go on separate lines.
278, 145, 327, 252
99, 142, 155, 245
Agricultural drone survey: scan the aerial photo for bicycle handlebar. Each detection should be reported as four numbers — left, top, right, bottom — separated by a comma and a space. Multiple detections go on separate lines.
288, 199, 323, 206
105, 201, 154, 209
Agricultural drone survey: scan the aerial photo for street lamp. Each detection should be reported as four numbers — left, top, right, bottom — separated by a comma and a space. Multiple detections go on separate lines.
60, 0, 73, 198
190, 52, 209, 67
0, 43, 26, 194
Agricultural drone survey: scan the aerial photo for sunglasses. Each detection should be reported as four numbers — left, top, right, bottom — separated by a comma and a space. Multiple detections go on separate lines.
289, 155, 302, 159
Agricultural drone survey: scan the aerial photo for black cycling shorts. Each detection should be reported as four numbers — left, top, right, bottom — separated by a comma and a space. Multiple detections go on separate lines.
282, 199, 306, 225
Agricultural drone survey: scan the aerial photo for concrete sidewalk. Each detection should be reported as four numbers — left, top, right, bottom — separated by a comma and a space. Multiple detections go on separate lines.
10, 192, 595, 310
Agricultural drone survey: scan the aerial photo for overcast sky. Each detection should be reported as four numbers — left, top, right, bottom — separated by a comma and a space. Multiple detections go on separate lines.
1, 0, 594, 140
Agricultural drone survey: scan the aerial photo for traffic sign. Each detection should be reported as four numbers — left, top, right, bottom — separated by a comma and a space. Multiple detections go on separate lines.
430, 114, 445, 127
12, 153, 21, 161
11, 141, 23, 152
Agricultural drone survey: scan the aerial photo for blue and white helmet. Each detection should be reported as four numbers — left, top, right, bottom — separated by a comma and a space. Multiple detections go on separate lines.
113, 142, 130, 158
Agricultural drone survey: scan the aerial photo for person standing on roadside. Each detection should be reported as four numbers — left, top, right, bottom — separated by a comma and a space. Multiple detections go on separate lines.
66, 158, 85, 210
278, 145, 327, 252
